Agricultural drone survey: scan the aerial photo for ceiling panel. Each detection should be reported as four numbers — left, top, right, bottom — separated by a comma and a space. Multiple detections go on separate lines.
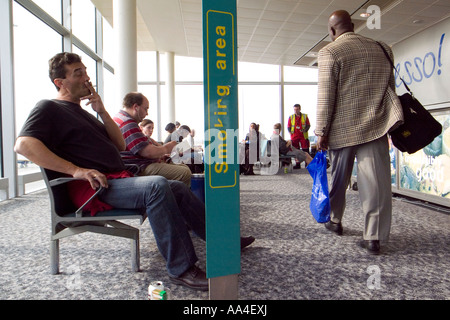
92, 0, 450, 67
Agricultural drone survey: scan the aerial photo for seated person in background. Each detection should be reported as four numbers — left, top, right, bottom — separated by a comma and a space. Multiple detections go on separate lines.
241, 122, 264, 175
164, 122, 179, 144
14, 52, 209, 291
271, 123, 313, 167
174, 125, 204, 174
139, 118, 162, 146
188, 129, 204, 155
113, 93, 192, 187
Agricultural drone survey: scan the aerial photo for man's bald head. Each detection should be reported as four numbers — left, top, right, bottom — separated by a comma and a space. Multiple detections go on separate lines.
328, 10, 354, 41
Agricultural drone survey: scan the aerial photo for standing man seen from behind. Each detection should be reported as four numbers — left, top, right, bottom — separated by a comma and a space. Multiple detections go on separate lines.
287, 103, 310, 168
315, 10, 403, 254
14, 52, 209, 291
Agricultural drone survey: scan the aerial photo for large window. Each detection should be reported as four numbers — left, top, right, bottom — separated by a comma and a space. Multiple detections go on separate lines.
71, 0, 97, 51
238, 61, 280, 82
103, 67, 116, 116
175, 56, 203, 82
13, 2, 62, 137
135, 55, 319, 145
138, 51, 159, 82
175, 85, 205, 144
239, 85, 280, 141
31, 0, 62, 23
7, 0, 111, 197
137, 51, 162, 141
13, 0, 109, 145
284, 85, 318, 138
102, 17, 115, 66
284, 65, 318, 82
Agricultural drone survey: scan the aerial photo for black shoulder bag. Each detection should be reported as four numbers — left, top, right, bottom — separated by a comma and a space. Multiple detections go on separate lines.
378, 42, 442, 154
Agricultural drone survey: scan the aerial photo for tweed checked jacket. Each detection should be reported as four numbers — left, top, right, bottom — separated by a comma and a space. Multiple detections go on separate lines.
315, 32, 403, 150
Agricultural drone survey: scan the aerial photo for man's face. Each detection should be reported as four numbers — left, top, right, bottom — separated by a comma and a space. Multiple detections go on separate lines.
60, 62, 91, 98
294, 105, 301, 114
134, 98, 149, 122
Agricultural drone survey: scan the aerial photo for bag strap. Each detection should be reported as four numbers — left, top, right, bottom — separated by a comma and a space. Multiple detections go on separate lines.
376, 41, 413, 96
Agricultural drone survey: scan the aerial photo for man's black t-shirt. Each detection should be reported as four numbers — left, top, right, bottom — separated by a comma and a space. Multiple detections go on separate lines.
18, 99, 125, 173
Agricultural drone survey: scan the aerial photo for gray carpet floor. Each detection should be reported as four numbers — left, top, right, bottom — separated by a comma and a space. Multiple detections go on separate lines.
0, 169, 448, 300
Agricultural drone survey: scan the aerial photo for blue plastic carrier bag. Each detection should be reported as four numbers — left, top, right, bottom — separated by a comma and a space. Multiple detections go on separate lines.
307, 151, 331, 223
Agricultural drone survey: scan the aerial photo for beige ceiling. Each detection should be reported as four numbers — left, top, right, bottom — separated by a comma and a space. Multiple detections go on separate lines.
92, 0, 450, 67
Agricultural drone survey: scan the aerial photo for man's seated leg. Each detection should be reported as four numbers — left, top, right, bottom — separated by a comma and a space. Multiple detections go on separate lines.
167, 180, 206, 240
167, 180, 255, 250
98, 175, 208, 290
140, 162, 192, 187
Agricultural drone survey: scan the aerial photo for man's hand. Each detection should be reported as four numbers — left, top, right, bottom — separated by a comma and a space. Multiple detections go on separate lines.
81, 81, 106, 114
165, 140, 178, 153
81, 80, 126, 151
317, 136, 329, 151
72, 168, 108, 190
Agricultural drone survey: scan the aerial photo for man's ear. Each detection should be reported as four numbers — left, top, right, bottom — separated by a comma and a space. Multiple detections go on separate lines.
330, 26, 337, 36
53, 78, 64, 90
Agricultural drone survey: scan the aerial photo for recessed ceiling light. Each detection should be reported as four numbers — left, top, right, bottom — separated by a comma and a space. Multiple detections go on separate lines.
413, 19, 424, 24
360, 12, 371, 18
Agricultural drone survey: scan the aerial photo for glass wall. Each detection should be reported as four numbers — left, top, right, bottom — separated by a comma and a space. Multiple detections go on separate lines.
283, 84, 318, 139
71, 0, 97, 51
31, 0, 61, 22
239, 85, 280, 141
135, 55, 318, 145
13, 2, 62, 143
6, 0, 112, 197
12, 0, 110, 151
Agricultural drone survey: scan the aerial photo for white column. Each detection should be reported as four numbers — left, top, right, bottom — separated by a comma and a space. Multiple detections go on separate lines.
279, 65, 285, 136
166, 51, 176, 123
156, 51, 162, 141
0, 0, 18, 198
113, 0, 137, 104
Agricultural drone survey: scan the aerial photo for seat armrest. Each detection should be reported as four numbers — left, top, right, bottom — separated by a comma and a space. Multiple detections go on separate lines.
49, 177, 84, 187
48, 177, 103, 218
75, 186, 104, 217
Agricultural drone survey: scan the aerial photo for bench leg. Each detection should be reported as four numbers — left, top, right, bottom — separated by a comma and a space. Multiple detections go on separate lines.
131, 234, 140, 272
50, 239, 60, 275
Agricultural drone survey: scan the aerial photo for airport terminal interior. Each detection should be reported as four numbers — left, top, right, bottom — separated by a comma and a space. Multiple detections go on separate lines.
0, 0, 449, 300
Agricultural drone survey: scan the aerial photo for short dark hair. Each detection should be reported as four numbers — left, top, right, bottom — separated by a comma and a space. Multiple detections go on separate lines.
123, 92, 145, 109
165, 123, 176, 132
48, 52, 82, 91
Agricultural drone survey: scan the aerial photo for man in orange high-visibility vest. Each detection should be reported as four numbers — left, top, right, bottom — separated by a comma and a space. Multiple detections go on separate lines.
287, 103, 310, 153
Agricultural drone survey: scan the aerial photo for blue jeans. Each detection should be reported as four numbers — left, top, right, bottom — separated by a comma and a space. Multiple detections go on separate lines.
98, 175, 206, 277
